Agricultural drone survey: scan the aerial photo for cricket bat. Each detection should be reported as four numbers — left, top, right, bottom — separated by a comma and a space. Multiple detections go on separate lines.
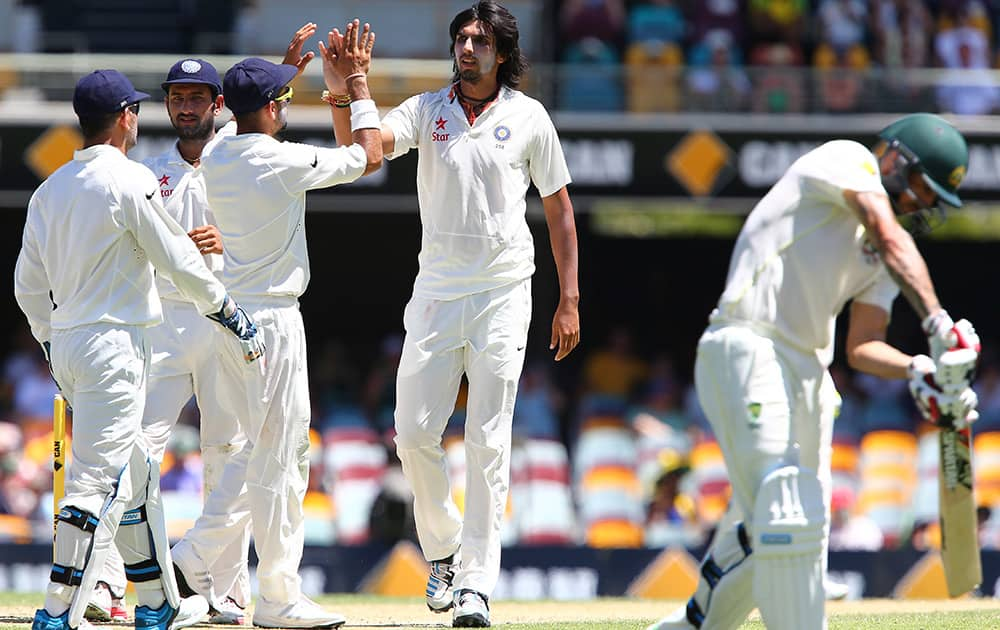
52, 393, 67, 558
936, 346, 982, 597
939, 424, 980, 596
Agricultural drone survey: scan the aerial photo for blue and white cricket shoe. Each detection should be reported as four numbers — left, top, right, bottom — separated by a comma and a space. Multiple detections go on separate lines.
134, 595, 208, 630
31, 609, 93, 630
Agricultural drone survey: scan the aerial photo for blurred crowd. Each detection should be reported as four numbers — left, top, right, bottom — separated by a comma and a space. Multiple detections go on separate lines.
558, 0, 1000, 113
5, 322, 1000, 555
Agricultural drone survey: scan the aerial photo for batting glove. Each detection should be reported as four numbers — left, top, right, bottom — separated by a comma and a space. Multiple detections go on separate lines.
207, 295, 265, 363
923, 310, 981, 362
908, 352, 980, 429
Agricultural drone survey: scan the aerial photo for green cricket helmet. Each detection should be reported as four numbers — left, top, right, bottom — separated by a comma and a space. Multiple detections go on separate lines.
877, 113, 969, 234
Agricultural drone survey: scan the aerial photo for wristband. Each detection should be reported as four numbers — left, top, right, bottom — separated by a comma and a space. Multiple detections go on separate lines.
321, 90, 352, 108
349, 98, 380, 131
345, 72, 366, 83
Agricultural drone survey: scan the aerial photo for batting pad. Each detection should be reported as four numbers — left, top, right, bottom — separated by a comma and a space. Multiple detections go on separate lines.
752, 465, 826, 630
116, 449, 181, 610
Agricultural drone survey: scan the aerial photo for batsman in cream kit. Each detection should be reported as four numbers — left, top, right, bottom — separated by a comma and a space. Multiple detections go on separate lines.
648, 113, 981, 630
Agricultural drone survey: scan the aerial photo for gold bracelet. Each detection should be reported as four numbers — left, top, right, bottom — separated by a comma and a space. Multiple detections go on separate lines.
321, 90, 352, 108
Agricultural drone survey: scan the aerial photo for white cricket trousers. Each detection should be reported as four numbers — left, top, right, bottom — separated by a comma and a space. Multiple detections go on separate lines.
141, 299, 251, 606
172, 299, 310, 606
394, 279, 531, 597
694, 323, 834, 628
50, 324, 149, 517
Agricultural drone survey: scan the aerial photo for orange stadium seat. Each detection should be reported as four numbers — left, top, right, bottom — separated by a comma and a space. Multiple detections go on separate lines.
857, 430, 918, 546
973, 431, 1000, 508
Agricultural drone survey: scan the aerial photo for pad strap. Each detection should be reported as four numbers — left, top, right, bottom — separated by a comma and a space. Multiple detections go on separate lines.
51, 563, 84, 586
57, 506, 99, 533
120, 506, 146, 526
124, 559, 162, 583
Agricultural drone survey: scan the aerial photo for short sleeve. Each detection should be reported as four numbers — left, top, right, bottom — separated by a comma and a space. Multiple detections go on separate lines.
853, 269, 899, 315
382, 93, 424, 160
527, 103, 572, 198
799, 141, 885, 206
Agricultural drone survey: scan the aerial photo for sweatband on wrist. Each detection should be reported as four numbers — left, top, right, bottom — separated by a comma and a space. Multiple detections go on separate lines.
349, 98, 380, 131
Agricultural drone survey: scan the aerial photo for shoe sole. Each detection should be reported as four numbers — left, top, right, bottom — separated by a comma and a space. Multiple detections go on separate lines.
251, 621, 344, 629
453, 613, 490, 628
209, 613, 246, 625
427, 601, 454, 613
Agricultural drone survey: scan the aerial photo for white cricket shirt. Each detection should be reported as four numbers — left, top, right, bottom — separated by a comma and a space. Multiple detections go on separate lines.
383, 85, 572, 299
14, 145, 228, 344
713, 140, 900, 366
142, 121, 235, 301
201, 133, 367, 299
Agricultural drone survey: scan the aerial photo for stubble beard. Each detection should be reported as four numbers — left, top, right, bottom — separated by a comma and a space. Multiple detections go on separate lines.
172, 117, 214, 141
459, 69, 482, 84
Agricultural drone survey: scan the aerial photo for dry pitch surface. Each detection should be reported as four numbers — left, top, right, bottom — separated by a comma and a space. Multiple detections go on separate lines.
2, 595, 1000, 629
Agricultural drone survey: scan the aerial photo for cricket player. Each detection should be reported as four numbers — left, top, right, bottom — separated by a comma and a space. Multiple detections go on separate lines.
326, 2, 580, 626
87, 25, 324, 626
648, 113, 980, 630
16, 69, 264, 630
168, 21, 381, 629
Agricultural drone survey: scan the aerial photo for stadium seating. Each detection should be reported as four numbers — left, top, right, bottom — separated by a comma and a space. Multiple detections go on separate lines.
857, 430, 918, 547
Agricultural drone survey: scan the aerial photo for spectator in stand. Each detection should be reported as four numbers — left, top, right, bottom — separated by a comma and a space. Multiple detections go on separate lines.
579, 326, 648, 417
686, 28, 751, 112
828, 487, 884, 551
748, 0, 806, 46
627, 0, 686, 47
644, 448, 702, 548
685, 0, 747, 53
628, 356, 693, 442
159, 424, 203, 494
855, 372, 917, 433
872, 0, 935, 110
935, 38, 1000, 114
512, 362, 564, 441
972, 353, 1000, 432
749, 41, 805, 112
560, 0, 627, 50
816, 0, 869, 56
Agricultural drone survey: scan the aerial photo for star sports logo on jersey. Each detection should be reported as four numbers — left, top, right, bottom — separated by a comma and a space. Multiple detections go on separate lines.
433, 117, 449, 142
158, 174, 173, 198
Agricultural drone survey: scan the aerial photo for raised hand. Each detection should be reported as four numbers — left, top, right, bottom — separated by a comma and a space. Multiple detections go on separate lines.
283, 22, 317, 77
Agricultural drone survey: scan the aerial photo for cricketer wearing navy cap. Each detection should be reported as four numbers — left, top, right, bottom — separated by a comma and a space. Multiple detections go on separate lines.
162, 58, 223, 97
223, 57, 298, 116
72, 69, 150, 152
73, 69, 150, 116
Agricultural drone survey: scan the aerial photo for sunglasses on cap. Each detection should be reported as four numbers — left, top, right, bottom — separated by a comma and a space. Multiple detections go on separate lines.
273, 85, 293, 104
126, 102, 140, 115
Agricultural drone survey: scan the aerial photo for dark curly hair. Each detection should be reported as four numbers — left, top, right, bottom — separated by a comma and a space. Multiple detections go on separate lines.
449, 1, 529, 89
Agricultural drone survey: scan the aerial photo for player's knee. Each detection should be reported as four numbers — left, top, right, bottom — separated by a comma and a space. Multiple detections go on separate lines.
751, 465, 826, 558
393, 420, 444, 451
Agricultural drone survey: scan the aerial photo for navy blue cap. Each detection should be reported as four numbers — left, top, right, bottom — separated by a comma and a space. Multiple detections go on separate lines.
161, 58, 222, 96
73, 69, 150, 116
223, 58, 298, 115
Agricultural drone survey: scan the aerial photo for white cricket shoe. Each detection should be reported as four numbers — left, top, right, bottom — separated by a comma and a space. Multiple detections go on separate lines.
84, 581, 113, 622
208, 596, 247, 625
426, 555, 456, 613
824, 575, 850, 601
133, 594, 209, 630
452, 589, 489, 628
251, 596, 345, 628
646, 604, 696, 630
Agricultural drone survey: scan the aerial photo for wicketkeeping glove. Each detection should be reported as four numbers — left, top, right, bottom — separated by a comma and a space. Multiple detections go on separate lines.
922, 310, 981, 362
908, 351, 980, 429
207, 295, 265, 363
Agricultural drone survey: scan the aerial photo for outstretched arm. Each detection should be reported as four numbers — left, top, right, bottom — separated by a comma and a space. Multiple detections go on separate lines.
541, 186, 580, 361
319, 19, 381, 174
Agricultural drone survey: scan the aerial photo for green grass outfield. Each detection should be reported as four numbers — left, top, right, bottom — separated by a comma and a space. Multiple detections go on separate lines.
2, 593, 1000, 629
